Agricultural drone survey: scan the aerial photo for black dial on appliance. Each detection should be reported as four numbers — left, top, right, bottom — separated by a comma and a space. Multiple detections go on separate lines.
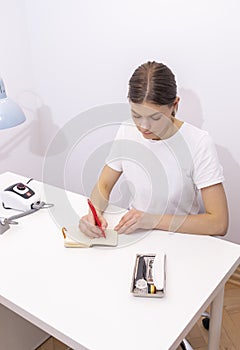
17, 183, 26, 190
4, 183, 35, 199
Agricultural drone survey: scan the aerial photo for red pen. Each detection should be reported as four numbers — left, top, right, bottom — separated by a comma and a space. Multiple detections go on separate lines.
87, 199, 106, 238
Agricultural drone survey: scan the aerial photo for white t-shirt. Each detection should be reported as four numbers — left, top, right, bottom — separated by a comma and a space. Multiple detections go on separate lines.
106, 120, 224, 215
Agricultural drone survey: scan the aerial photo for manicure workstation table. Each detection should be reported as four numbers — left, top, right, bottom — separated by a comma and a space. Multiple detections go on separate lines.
0, 172, 239, 350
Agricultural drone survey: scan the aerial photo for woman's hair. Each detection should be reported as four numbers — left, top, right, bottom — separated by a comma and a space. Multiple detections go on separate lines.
128, 61, 177, 106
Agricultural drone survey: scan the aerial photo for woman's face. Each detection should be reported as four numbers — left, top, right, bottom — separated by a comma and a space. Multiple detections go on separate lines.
130, 101, 175, 140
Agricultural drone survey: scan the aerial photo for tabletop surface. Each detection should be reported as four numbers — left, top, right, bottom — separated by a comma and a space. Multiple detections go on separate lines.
0, 172, 240, 350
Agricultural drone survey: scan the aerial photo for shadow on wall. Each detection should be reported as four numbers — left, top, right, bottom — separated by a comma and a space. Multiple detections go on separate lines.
31, 104, 67, 156
0, 101, 66, 161
216, 147, 240, 244
178, 88, 204, 127
179, 88, 240, 244
63, 103, 133, 209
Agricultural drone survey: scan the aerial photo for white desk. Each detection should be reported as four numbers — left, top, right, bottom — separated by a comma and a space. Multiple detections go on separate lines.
0, 172, 240, 350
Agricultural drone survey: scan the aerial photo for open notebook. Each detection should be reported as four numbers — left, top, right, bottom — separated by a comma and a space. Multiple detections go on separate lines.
62, 226, 118, 248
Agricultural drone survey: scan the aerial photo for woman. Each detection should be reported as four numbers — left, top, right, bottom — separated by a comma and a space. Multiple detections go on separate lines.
79, 61, 228, 238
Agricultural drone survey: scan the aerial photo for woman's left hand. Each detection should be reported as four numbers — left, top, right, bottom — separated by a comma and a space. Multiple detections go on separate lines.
114, 209, 159, 234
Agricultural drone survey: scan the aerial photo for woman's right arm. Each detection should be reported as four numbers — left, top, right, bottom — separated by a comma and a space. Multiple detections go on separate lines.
79, 165, 122, 238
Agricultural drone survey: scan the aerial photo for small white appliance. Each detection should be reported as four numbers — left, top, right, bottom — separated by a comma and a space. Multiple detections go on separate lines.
1, 182, 41, 211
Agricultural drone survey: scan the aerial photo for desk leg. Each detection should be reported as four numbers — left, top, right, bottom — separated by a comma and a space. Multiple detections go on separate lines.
208, 286, 225, 350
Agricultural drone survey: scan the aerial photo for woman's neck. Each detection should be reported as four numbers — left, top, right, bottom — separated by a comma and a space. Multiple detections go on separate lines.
152, 118, 184, 140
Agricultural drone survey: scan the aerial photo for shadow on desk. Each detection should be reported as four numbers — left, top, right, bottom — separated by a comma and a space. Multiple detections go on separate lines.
0, 304, 49, 350
36, 337, 72, 350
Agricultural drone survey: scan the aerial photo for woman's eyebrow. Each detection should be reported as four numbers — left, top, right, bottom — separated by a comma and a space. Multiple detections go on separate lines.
131, 109, 160, 118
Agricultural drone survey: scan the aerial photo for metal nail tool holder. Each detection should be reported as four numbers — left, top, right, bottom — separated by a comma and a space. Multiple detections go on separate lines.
131, 253, 166, 298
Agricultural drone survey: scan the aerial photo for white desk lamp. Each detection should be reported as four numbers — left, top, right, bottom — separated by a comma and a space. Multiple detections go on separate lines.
0, 77, 26, 129
0, 76, 28, 234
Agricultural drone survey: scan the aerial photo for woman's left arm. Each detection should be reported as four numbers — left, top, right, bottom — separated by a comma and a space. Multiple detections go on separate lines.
115, 183, 229, 236
157, 183, 228, 235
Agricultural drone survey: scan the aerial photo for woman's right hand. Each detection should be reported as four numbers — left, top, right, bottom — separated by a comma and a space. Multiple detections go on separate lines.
79, 211, 108, 238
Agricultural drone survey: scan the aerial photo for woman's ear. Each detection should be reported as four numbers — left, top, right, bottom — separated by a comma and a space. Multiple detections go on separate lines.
172, 96, 180, 116
174, 96, 180, 108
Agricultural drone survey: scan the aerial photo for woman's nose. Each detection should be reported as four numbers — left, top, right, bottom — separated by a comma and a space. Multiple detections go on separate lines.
139, 118, 151, 130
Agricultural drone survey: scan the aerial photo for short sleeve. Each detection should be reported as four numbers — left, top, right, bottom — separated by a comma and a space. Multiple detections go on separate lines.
192, 133, 224, 189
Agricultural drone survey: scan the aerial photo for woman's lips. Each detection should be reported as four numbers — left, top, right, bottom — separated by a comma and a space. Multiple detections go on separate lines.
138, 127, 154, 135
142, 130, 152, 134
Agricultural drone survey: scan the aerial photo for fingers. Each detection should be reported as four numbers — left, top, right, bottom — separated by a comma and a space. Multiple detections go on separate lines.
100, 216, 108, 230
117, 218, 138, 234
114, 210, 134, 230
79, 214, 104, 238
95, 214, 108, 237
114, 209, 140, 234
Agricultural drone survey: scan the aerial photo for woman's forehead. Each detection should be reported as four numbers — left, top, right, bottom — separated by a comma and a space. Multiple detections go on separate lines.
130, 102, 166, 116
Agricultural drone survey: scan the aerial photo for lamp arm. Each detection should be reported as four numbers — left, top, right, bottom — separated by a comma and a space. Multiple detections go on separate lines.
0, 77, 7, 99
0, 202, 54, 234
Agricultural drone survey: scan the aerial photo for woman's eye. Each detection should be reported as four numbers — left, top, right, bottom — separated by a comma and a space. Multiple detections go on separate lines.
132, 114, 141, 119
132, 113, 162, 120
151, 114, 163, 121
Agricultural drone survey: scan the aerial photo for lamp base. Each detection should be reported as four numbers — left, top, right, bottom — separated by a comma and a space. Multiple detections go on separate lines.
0, 221, 10, 234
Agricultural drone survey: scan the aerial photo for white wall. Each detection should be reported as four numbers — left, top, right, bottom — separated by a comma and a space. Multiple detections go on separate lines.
0, 0, 44, 180
1, 0, 240, 243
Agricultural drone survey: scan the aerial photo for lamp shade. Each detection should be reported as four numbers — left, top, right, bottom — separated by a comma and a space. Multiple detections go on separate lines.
0, 77, 26, 130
